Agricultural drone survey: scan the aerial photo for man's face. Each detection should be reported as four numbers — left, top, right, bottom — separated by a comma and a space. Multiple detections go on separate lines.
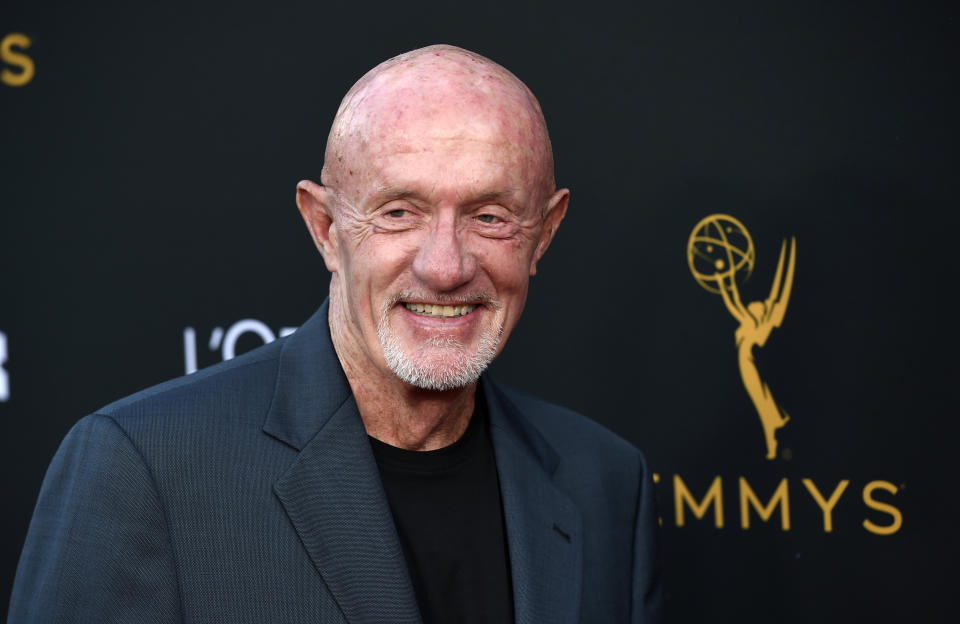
317, 89, 565, 391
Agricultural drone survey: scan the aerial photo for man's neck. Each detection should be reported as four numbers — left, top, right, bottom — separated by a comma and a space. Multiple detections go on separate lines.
329, 321, 476, 451
347, 373, 476, 451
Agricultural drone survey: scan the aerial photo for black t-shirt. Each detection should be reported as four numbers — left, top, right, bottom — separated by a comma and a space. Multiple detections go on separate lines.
368, 393, 515, 624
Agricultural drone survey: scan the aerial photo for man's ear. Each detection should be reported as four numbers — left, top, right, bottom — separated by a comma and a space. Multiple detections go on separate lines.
296, 180, 340, 273
529, 188, 570, 276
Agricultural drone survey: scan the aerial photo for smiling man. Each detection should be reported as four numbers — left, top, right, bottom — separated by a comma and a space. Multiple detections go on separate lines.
295, 47, 569, 452
9, 46, 662, 623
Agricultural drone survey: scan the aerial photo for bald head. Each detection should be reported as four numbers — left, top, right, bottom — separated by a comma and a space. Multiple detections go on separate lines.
321, 45, 556, 205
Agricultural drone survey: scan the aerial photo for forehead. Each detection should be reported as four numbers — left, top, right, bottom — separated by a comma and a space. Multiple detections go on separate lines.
334, 59, 550, 203
366, 105, 534, 185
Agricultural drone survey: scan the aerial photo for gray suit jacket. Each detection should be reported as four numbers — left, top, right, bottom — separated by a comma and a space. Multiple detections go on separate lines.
8, 301, 662, 623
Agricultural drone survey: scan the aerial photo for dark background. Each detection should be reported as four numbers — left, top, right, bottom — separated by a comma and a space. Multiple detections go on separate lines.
2, 0, 957, 621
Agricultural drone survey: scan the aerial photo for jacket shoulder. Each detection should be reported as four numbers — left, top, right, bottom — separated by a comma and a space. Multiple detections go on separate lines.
96, 338, 285, 429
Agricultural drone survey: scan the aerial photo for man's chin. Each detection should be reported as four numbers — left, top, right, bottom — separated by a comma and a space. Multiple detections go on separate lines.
382, 346, 491, 392
377, 306, 504, 391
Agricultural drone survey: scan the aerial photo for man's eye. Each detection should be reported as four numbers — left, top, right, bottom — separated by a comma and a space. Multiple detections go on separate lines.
386, 209, 407, 218
477, 214, 500, 224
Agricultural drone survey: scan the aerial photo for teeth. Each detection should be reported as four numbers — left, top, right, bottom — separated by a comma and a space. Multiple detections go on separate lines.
403, 303, 478, 318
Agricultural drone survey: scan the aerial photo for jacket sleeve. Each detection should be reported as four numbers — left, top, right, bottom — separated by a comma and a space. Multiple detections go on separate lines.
7, 413, 182, 623
631, 451, 664, 623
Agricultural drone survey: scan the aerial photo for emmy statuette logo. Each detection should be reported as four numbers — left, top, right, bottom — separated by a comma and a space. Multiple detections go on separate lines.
687, 215, 797, 460
664, 225, 901, 535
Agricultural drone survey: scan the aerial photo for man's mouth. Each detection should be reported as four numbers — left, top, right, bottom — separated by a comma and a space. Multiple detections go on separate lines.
402, 303, 478, 318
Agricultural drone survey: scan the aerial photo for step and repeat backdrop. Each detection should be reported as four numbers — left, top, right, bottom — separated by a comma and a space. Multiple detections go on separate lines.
2, 0, 956, 621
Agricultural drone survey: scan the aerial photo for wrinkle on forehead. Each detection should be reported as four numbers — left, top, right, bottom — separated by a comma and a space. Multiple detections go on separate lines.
321, 45, 555, 205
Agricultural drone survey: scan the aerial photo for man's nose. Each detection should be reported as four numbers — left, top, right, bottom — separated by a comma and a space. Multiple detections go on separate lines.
412, 212, 477, 292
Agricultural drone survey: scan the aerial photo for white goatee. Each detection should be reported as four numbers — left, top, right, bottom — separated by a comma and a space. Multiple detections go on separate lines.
377, 298, 502, 391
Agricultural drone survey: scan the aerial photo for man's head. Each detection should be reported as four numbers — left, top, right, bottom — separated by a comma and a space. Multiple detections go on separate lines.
297, 45, 568, 392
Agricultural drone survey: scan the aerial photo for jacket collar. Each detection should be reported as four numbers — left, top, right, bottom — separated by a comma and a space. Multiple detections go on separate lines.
266, 300, 582, 624
262, 300, 351, 451
267, 301, 422, 623
484, 381, 584, 624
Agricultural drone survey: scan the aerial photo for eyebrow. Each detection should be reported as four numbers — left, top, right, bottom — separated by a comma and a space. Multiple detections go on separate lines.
373, 186, 418, 203
467, 189, 518, 205
372, 186, 519, 206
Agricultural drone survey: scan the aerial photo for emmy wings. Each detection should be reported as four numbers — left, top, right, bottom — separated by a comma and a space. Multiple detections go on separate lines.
720, 238, 797, 336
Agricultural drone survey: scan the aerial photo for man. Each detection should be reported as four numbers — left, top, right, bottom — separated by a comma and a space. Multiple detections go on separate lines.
9, 45, 662, 623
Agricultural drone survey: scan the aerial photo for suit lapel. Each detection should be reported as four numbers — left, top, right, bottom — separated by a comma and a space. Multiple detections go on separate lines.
485, 381, 583, 624
273, 396, 421, 624
265, 302, 421, 624
263, 303, 582, 623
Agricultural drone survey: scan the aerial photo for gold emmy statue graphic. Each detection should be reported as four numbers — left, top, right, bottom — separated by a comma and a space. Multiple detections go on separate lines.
687, 215, 797, 460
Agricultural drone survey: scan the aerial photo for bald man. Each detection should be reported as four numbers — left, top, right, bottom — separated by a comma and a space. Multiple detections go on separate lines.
9, 46, 663, 624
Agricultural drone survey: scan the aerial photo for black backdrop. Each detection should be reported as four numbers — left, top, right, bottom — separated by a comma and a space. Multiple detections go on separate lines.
2, 0, 957, 621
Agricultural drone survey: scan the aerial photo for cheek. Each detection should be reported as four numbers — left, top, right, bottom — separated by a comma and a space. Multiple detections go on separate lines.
351, 234, 422, 293
476, 239, 534, 296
